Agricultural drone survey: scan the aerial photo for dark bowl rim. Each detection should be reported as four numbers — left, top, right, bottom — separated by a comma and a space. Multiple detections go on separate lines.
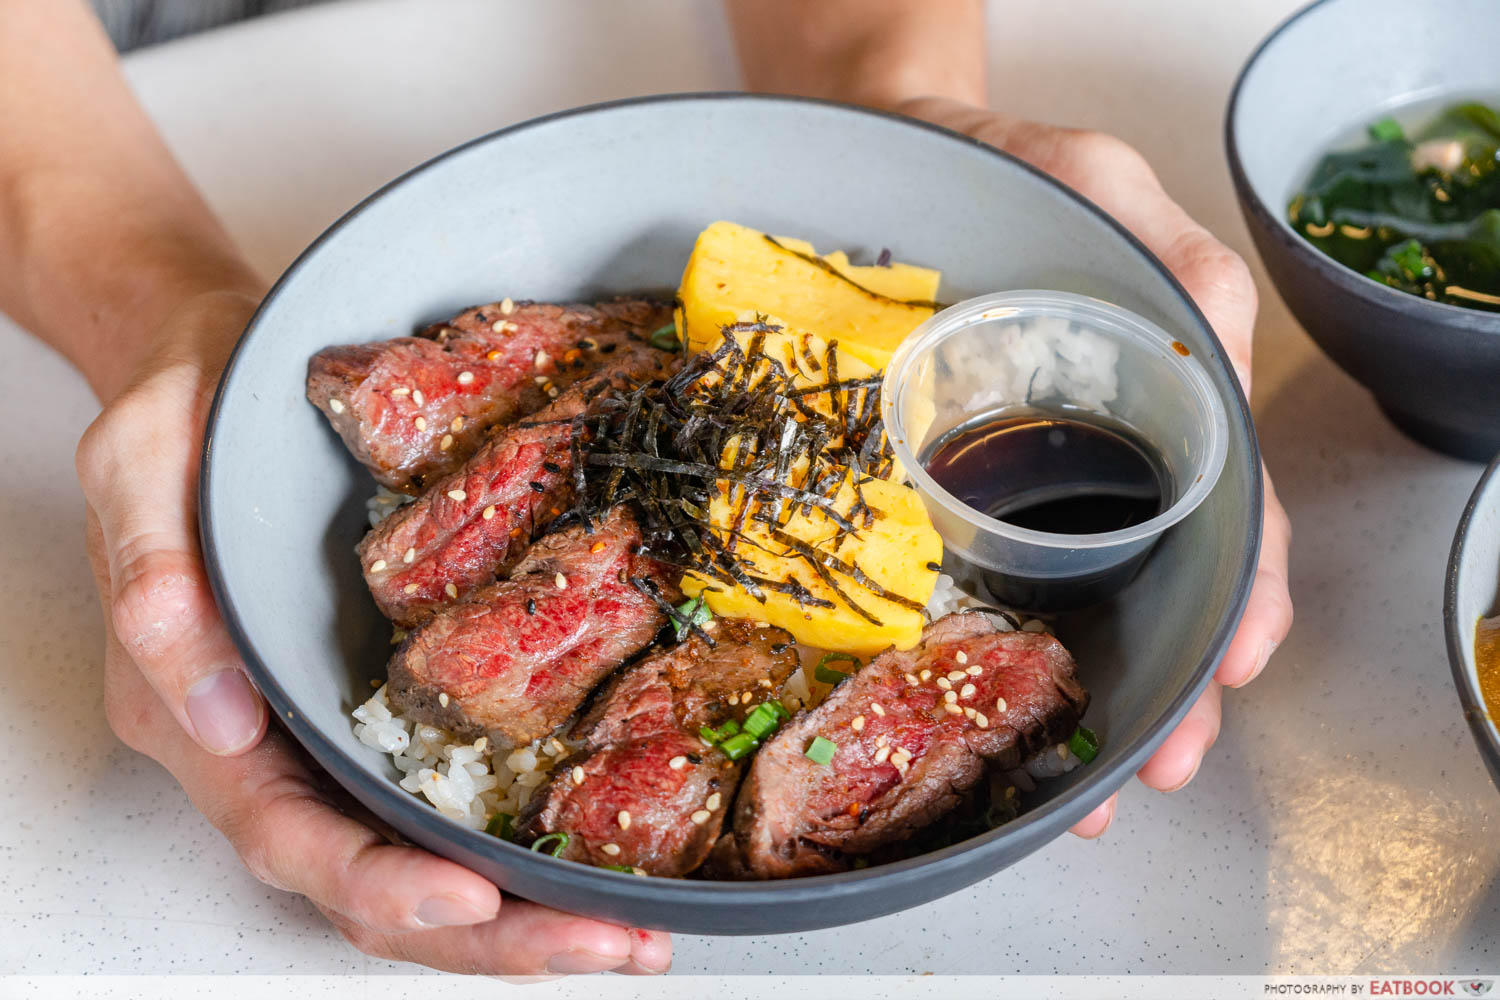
1443, 450, 1500, 790
199, 92, 1262, 914
1223, 0, 1500, 336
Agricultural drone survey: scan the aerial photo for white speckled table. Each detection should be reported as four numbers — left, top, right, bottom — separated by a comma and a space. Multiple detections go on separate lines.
2, 0, 1496, 977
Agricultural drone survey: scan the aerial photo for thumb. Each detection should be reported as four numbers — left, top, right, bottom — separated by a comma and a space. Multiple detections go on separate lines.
77, 353, 267, 756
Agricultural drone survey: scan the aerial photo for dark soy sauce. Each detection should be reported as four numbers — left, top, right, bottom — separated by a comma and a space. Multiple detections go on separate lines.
921, 408, 1172, 610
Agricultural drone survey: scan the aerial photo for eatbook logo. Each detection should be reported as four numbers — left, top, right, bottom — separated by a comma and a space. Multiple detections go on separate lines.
1462, 983, 1493, 997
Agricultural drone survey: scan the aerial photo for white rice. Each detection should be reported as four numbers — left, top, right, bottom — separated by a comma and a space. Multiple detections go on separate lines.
349, 572, 1065, 830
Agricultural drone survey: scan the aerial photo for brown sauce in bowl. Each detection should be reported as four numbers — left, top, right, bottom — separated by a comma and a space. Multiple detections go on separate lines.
1478, 616, 1500, 720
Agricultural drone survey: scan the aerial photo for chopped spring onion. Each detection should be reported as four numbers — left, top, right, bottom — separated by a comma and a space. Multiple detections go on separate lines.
649, 323, 681, 351
741, 702, 782, 740
718, 718, 741, 737
673, 595, 712, 640
1066, 725, 1101, 764
600, 863, 637, 873
805, 735, 837, 766
814, 651, 862, 686
699, 725, 720, 744
767, 699, 791, 721
485, 812, 516, 840
529, 832, 571, 857
1367, 117, 1404, 142
719, 731, 760, 760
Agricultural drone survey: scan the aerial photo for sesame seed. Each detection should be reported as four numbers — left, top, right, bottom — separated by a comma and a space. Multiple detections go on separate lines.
995, 697, 1008, 713
955, 651, 968, 664
447, 489, 466, 501
893, 757, 909, 773
414, 416, 427, 431
851, 715, 866, 732
876, 734, 888, 747
959, 683, 976, 699
475, 737, 488, 752
617, 811, 631, 830
965, 665, 983, 676
438, 692, 449, 707
668, 756, 687, 770
1022, 619, 1046, 633
944, 691, 958, 704
975, 712, 989, 728
327, 398, 345, 414
500, 297, 515, 314
403, 583, 419, 594
1058, 744, 1070, 759
439, 434, 453, 451
691, 810, 711, 825
741, 691, 753, 704
874, 746, 891, 764
590, 541, 606, 553
1004, 785, 1017, 800
601, 843, 621, 856
412, 390, 425, 406
758, 678, 772, 688
457, 371, 474, 385
905, 673, 919, 686
706, 792, 722, 811
403, 547, 416, 563
555, 573, 567, 589
486, 350, 501, 361
871, 703, 885, 717
936, 677, 952, 691
445, 583, 459, 599
546, 386, 558, 397
392, 386, 410, 396
482, 505, 496, 520
944, 703, 963, 715
534, 375, 549, 385
631, 867, 646, 876
572, 766, 585, 785
947, 670, 966, 682
892, 748, 911, 764
963, 706, 976, 719
371, 559, 387, 572
549, 738, 564, 756
919, 670, 932, 682
534, 349, 550, 369
492, 320, 519, 333
580, 337, 598, 350
451, 416, 464, 431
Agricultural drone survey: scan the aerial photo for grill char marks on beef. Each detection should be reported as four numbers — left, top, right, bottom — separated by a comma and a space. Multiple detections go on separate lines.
710, 612, 1089, 879
357, 342, 675, 626
515, 620, 799, 876
385, 506, 679, 749
308, 298, 674, 493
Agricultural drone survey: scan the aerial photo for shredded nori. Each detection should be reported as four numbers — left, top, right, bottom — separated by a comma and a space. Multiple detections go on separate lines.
560, 325, 908, 625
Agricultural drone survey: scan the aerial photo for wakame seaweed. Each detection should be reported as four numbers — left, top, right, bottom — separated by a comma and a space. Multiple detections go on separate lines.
1288, 100, 1500, 311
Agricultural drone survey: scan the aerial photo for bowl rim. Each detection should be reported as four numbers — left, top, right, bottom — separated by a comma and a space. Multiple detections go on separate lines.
1223, 0, 1500, 336
200, 92, 1263, 914
1443, 450, 1500, 789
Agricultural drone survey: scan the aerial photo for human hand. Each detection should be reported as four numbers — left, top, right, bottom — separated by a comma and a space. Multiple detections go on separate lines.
75, 290, 671, 975
893, 98, 1295, 837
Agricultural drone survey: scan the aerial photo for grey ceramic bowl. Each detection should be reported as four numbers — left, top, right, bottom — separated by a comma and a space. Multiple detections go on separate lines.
201, 94, 1260, 934
1445, 452, 1500, 792
1226, 0, 1500, 461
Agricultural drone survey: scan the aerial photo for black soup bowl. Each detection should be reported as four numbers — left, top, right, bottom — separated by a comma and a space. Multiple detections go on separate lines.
1226, 0, 1500, 461
201, 94, 1260, 934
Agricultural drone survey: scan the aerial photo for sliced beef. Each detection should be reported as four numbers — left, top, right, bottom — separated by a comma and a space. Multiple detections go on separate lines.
309, 298, 674, 492
357, 341, 674, 626
513, 620, 798, 876
384, 507, 680, 748
710, 612, 1089, 879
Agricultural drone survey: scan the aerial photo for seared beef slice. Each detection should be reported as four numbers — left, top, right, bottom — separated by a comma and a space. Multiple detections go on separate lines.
516, 620, 798, 875
385, 507, 679, 748
713, 612, 1089, 878
309, 298, 674, 492
357, 342, 674, 626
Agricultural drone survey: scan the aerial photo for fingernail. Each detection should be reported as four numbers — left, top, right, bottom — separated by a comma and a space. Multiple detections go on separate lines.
185, 669, 263, 754
546, 950, 629, 975
414, 893, 493, 927
1164, 754, 1205, 793
1249, 640, 1277, 683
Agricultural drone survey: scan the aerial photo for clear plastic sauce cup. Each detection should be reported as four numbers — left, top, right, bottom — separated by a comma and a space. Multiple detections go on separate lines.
882, 291, 1230, 611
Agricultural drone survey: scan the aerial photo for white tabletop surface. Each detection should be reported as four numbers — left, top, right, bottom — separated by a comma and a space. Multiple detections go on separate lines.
2, 0, 1497, 977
